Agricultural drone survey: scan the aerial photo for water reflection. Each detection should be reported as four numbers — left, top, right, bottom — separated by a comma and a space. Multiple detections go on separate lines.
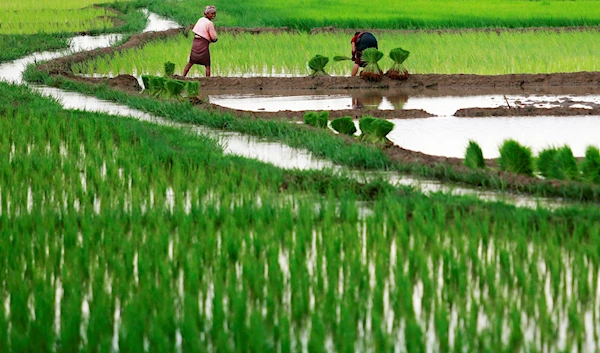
208, 91, 600, 116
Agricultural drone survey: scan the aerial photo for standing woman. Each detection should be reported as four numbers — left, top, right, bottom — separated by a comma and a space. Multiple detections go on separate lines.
183, 5, 218, 77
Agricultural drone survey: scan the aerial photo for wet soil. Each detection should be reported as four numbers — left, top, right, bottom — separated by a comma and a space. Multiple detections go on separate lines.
35, 26, 600, 198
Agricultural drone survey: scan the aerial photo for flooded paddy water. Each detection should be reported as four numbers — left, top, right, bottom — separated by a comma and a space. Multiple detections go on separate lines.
205, 89, 600, 158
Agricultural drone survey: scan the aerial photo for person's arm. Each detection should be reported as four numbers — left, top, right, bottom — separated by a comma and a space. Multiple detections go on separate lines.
208, 22, 218, 42
351, 41, 356, 60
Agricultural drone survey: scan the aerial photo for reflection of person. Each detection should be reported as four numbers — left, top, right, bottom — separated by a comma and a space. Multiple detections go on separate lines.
351, 31, 378, 77
352, 92, 383, 110
183, 6, 218, 78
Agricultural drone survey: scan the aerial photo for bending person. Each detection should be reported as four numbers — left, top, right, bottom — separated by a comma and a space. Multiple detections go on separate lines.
183, 5, 218, 77
350, 31, 378, 77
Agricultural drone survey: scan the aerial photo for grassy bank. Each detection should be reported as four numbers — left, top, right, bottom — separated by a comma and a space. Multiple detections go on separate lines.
140, 0, 600, 30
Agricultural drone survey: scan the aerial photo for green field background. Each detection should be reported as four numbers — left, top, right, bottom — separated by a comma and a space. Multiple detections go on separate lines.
141, 0, 600, 30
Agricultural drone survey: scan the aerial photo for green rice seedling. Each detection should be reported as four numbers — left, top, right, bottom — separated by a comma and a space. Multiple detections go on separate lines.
581, 146, 600, 183
148, 76, 167, 98
358, 116, 376, 134
497, 139, 534, 176
385, 47, 410, 80
360, 48, 384, 82
165, 79, 186, 99
554, 145, 579, 181
164, 61, 176, 76
186, 81, 200, 97
141, 75, 151, 91
308, 54, 330, 77
303, 111, 328, 128
536, 147, 559, 179
333, 55, 353, 62
359, 116, 393, 144
464, 140, 485, 169
372, 119, 394, 139
330, 116, 357, 136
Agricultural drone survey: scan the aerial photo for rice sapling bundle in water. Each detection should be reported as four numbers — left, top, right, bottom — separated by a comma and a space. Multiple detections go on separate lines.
331, 117, 357, 136
358, 116, 393, 143
360, 48, 384, 82
165, 79, 186, 99
141, 75, 151, 91
385, 47, 410, 80
582, 146, 600, 183
309, 54, 330, 77
186, 81, 200, 97
464, 140, 486, 169
148, 76, 166, 97
164, 61, 175, 76
304, 111, 329, 128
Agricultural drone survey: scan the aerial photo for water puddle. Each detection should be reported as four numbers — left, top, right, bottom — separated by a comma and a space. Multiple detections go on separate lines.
207, 91, 600, 158
206, 90, 600, 115
0, 11, 575, 209
387, 115, 600, 158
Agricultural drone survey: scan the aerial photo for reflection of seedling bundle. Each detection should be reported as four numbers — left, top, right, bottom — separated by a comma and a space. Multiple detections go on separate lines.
304, 111, 329, 128
308, 54, 330, 77
331, 117, 357, 136
385, 47, 410, 80
359, 48, 384, 82
358, 116, 394, 143
164, 61, 175, 76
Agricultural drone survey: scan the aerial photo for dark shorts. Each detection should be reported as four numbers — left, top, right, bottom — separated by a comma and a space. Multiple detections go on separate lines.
189, 36, 211, 66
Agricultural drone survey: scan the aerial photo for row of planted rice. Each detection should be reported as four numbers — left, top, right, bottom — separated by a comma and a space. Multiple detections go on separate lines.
71, 29, 600, 77
0, 0, 132, 35
2, 84, 600, 352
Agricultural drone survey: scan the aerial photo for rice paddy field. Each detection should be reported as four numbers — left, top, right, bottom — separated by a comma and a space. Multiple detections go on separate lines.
3, 82, 600, 352
71, 30, 600, 77
4, 0, 600, 351
143, 0, 600, 30
0, 0, 132, 35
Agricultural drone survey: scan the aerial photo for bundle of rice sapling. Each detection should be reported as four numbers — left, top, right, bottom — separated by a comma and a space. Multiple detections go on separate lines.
309, 54, 330, 77
359, 48, 384, 82
385, 47, 410, 80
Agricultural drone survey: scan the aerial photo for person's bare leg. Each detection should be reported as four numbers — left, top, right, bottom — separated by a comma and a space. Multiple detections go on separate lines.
351, 63, 359, 76
205, 66, 211, 77
183, 62, 194, 77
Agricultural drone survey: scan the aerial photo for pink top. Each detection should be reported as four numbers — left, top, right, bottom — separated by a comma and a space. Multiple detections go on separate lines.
192, 17, 217, 42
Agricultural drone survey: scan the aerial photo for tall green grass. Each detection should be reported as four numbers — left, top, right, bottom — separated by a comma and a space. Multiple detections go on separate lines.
140, 0, 600, 30
3, 81, 600, 353
71, 29, 600, 77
